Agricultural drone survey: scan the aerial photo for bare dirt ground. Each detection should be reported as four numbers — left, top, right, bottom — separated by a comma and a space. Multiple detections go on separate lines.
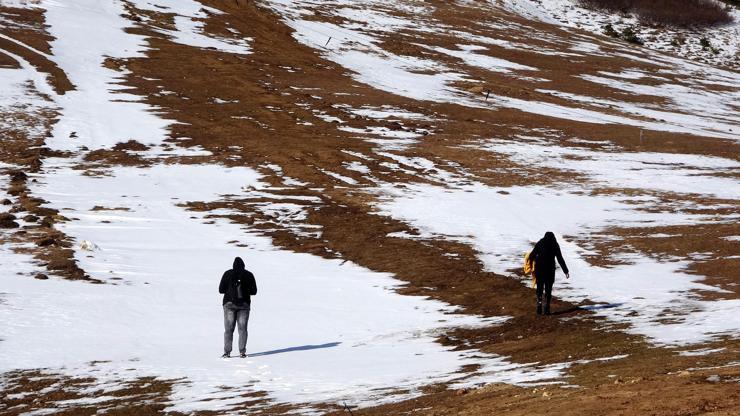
0, 0, 738, 414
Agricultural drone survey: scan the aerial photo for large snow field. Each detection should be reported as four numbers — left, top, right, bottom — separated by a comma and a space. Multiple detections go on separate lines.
266, 0, 740, 140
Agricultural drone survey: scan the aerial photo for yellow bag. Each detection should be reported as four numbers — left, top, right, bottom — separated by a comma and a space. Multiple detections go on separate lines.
523, 251, 536, 288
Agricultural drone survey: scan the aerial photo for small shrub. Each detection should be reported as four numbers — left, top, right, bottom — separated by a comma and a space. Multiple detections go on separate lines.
698, 37, 720, 54
603, 23, 620, 37
670, 35, 687, 46
621, 26, 644, 44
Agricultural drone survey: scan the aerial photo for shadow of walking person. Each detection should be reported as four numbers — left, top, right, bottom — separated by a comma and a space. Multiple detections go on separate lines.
552, 302, 624, 315
249, 342, 341, 357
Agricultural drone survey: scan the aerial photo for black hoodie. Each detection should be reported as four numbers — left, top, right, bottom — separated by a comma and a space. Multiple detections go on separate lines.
530, 231, 569, 280
218, 257, 257, 306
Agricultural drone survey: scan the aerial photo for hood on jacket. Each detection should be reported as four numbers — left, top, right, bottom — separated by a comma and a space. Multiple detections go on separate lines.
233, 256, 245, 272
541, 231, 558, 249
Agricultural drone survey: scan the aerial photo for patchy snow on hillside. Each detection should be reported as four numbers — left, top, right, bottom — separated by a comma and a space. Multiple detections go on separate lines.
40, 0, 171, 151
375, 180, 740, 346
0, 160, 555, 412
266, 0, 740, 140
373, 128, 740, 346
482, 137, 740, 199
0, 1, 577, 412
133, 0, 253, 55
1, 0, 738, 412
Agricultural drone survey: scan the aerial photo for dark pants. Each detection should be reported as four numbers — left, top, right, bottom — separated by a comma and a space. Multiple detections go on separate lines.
223, 302, 250, 355
536, 272, 555, 314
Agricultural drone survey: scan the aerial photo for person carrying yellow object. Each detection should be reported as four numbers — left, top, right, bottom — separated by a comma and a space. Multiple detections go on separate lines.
526, 232, 570, 315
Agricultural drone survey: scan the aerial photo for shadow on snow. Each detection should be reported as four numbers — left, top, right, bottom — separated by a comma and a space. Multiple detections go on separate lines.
249, 342, 341, 357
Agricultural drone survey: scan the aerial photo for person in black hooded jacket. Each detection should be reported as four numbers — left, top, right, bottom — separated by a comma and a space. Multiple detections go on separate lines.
528, 232, 569, 315
218, 257, 257, 358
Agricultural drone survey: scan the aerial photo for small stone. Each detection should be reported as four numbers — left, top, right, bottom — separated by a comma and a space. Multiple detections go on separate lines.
36, 237, 56, 247
52, 214, 70, 222
0, 212, 16, 221
455, 388, 469, 396
34, 273, 49, 280
1, 198, 11, 205
9, 170, 27, 182
0, 219, 19, 229
23, 214, 39, 223
79, 240, 99, 251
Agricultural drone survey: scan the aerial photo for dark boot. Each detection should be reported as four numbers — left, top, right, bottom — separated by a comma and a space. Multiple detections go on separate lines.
536, 298, 543, 315
544, 294, 552, 315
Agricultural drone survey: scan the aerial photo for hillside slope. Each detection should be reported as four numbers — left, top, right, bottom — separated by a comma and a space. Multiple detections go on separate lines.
0, 0, 738, 414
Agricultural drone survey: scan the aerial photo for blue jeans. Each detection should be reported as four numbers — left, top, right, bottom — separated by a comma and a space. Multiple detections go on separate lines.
223, 302, 250, 355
